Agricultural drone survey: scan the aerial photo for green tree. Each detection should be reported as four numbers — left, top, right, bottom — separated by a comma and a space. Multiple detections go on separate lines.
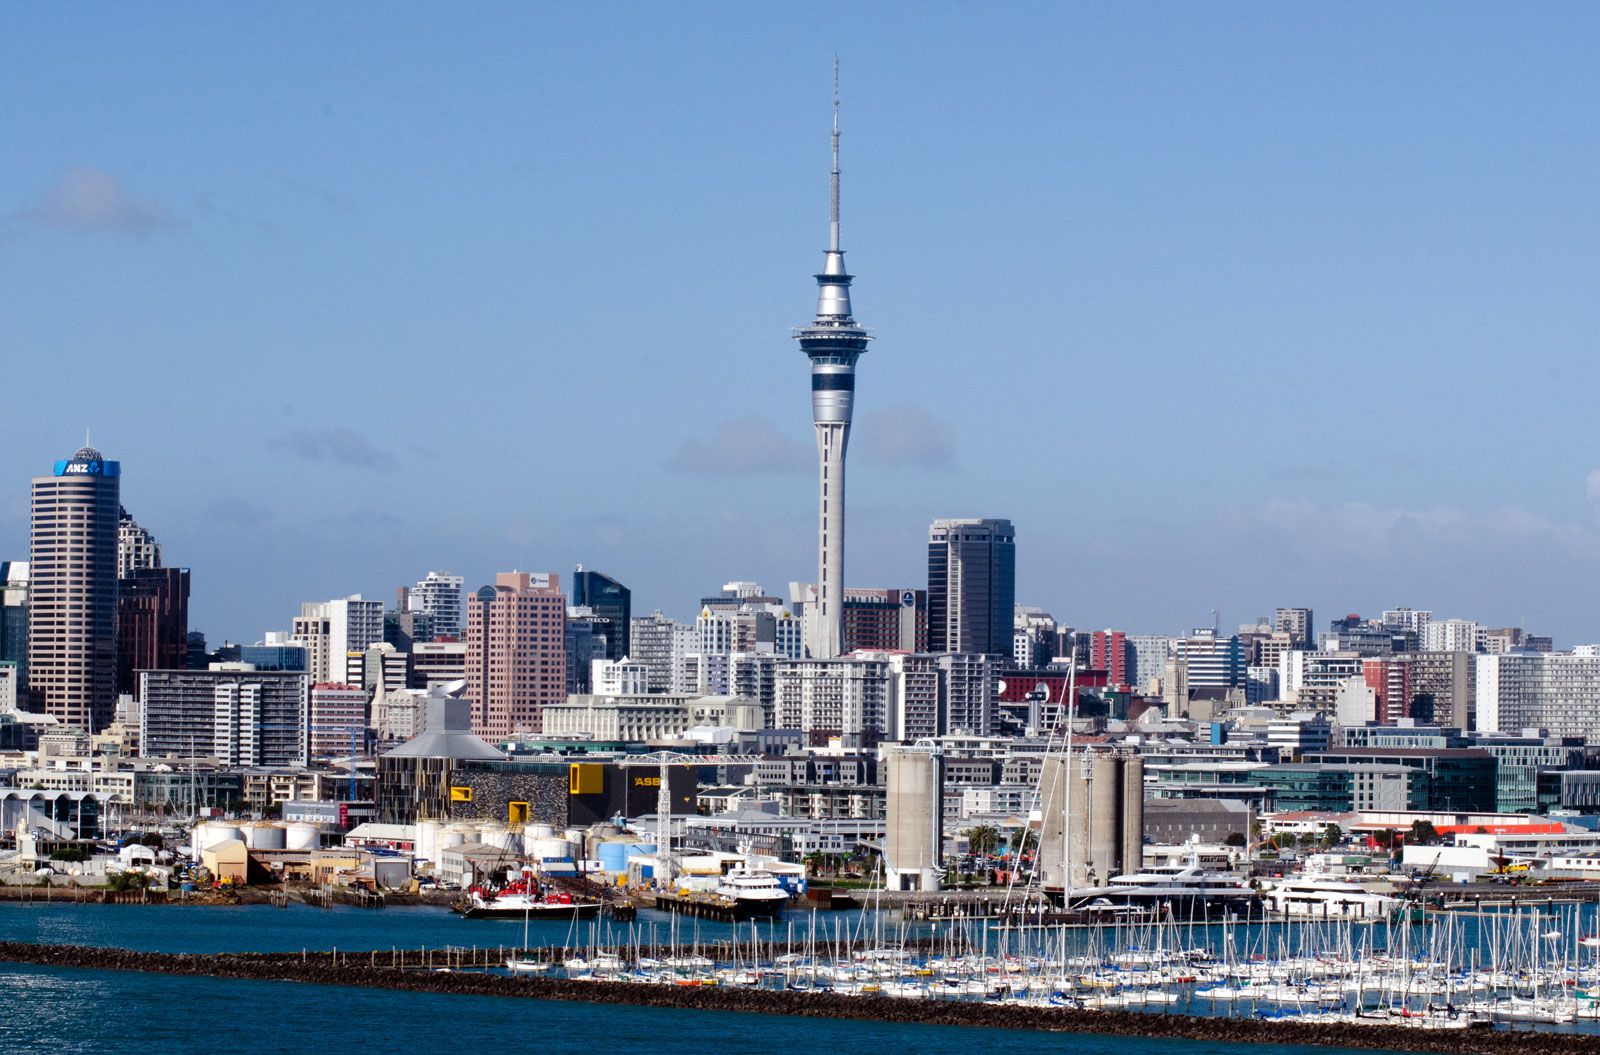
1321, 823, 1344, 847
1408, 820, 1440, 846
1223, 832, 1247, 848
965, 825, 1002, 857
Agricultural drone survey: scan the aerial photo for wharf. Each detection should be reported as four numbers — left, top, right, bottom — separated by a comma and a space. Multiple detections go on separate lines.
634, 890, 776, 922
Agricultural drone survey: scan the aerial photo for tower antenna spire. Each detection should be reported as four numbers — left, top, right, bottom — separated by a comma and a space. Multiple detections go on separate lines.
830, 57, 841, 253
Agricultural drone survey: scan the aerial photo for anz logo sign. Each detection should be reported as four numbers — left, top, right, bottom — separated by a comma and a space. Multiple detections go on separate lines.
54, 459, 118, 479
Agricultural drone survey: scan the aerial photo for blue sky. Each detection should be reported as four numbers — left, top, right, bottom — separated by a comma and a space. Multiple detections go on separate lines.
3, 5, 1599, 645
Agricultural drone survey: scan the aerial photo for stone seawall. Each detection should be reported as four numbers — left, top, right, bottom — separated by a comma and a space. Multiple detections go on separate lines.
1, 941, 1593, 1054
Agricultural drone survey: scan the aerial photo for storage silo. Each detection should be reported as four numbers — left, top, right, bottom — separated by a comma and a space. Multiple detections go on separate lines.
243, 822, 286, 850
883, 746, 945, 892
286, 822, 321, 851
1089, 753, 1122, 883
191, 822, 242, 859
1036, 753, 1092, 896
1121, 755, 1145, 875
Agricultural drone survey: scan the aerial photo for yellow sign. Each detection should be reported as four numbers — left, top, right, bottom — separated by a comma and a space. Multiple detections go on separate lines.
449, 786, 473, 802
633, 775, 660, 787
508, 801, 529, 824
569, 762, 603, 795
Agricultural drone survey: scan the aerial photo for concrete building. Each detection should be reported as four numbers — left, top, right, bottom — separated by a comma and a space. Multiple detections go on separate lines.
139, 666, 309, 767
1091, 629, 1134, 690
629, 611, 695, 694
28, 446, 121, 731
841, 587, 927, 653
405, 571, 464, 640
927, 518, 1016, 657
1423, 618, 1483, 653
1408, 649, 1476, 729
886, 653, 940, 742
792, 92, 870, 661
116, 509, 161, 579
308, 682, 369, 758
465, 572, 566, 738
1274, 607, 1314, 649
293, 595, 382, 684
775, 655, 890, 746
1127, 635, 1175, 694
883, 745, 944, 891
1477, 651, 1600, 741
938, 652, 997, 736
410, 641, 466, 690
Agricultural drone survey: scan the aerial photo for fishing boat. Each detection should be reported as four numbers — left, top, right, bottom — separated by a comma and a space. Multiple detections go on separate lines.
459, 875, 603, 920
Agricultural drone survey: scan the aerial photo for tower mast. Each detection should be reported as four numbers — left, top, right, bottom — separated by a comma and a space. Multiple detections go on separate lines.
794, 62, 871, 659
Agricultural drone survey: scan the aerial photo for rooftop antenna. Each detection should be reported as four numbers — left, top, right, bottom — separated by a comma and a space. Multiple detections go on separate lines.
830, 56, 840, 253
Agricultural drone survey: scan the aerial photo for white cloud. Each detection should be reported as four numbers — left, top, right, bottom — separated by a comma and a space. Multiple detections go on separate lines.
665, 417, 812, 476
19, 166, 184, 235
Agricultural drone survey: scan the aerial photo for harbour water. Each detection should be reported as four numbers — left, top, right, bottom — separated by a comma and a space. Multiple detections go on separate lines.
1, 901, 1397, 1054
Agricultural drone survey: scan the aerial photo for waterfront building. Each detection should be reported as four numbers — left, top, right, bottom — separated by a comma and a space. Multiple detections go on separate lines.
938, 652, 997, 737
464, 571, 565, 738
28, 446, 121, 731
138, 666, 309, 767
886, 652, 940, 742
926, 518, 1016, 657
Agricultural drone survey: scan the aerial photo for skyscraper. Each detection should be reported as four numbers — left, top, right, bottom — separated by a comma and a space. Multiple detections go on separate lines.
927, 518, 1016, 657
0, 561, 28, 697
465, 571, 566, 738
571, 566, 631, 660
793, 72, 870, 660
116, 566, 190, 695
28, 446, 121, 731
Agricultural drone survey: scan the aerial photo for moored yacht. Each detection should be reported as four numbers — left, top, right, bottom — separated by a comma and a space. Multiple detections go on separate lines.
1067, 864, 1260, 920
713, 867, 790, 919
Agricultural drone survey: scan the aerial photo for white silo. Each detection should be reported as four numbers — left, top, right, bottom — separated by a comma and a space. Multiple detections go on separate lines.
286, 823, 321, 851
883, 746, 945, 892
243, 822, 287, 850
1089, 752, 1123, 883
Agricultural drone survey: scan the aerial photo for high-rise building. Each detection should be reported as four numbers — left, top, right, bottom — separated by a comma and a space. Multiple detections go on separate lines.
117, 509, 161, 579
564, 611, 610, 695
1274, 608, 1314, 649
1012, 607, 1057, 669
1476, 651, 1600, 740
775, 655, 890, 746
384, 608, 434, 651
28, 446, 121, 731
793, 81, 870, 661
927, 518, 1016, 657
938, 652, 997, 736
293, 596, 382, 683
139, 666, 308, 766
465, 572, 565, 738
629, 611, 696, 694
116, 566, 190, 695
571, 567, 631, 661
410, 640, 467, 690
406, 571, 464, 640
1090, 630, 1134, 690
1423, 619, 1483, 653
1409, 650, 1477, 729
0, 561, 28, 697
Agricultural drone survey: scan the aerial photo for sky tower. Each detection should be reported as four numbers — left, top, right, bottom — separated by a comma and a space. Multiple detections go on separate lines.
794, 67, 871, 660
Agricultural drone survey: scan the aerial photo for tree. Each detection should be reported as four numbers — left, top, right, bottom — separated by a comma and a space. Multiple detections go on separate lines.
1408, 820, 1440, 846
1010, 828, 1038, 856
1223, 832, 1247, 848
1321, 823, 1343, 848
965, 825, 1002, 857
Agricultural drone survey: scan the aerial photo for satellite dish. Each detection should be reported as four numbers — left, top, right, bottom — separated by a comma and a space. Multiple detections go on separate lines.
995, 680, 1007, 695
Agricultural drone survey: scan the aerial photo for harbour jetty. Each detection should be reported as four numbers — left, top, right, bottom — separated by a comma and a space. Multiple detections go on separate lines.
2, 940, 1596, 1054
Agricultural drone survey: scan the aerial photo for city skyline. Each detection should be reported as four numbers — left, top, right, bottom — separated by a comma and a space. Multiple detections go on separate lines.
5, 8, 1600, 643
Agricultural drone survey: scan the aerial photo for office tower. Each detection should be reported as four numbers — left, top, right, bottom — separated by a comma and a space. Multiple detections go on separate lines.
410, 640, 466, 690
407, 571, 464, 640
793, 77, 871, 660
28, 446, 121, 731
465, 571, 566, 738
117, 509, 161, 578
1127, 635, 1176, 693
571, 566, 631, 660
927, 518, 1016, 656
139, 666, 309, 766
309, 682, 369, 757
1175, 629, 1245, 690
116, 567, 190, 695
0, 561, 28, 696
239, 640, 308, 672
293, 595, 382, 683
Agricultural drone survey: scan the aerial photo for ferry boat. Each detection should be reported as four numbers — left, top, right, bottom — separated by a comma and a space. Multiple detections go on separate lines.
458, 876, 604, 920
712, 867, 790, 919
1262, 874, 1401, 919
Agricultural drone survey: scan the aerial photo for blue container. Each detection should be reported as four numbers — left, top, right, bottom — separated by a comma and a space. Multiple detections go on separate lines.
596, 842, 656, 874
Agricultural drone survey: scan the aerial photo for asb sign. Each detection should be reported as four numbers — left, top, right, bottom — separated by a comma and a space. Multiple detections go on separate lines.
53, 460, 120, 478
